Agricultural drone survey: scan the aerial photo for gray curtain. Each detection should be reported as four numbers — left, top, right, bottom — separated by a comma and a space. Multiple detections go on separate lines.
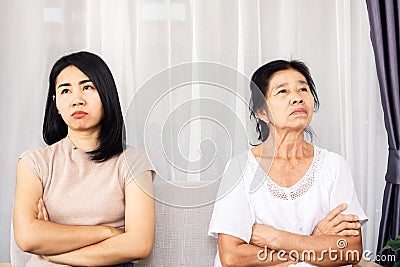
366, 0, 400, 266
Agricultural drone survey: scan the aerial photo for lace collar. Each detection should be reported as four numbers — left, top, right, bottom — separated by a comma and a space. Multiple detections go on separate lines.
248, 146, 326, 200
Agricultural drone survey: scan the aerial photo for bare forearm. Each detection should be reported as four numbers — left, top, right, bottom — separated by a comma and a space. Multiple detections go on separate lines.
234, 245, 296, 267
14, 218, 119, 255
46, 232, 153, 266
219, 242, 296, 267
274, 232, 362, 266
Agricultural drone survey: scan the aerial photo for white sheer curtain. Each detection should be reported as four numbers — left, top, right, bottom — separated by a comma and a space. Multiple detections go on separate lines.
0, 0, 386, 262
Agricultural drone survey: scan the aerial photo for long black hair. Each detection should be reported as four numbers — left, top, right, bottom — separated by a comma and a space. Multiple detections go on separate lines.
249, 59, 320, 142
43, 51, 125, 162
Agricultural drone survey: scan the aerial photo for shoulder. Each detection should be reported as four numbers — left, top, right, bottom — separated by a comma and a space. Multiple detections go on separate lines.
318, 147, 349, 168
124, 145, 148, 156
18, 139, 66, 180
220, 150, 255, 190
19, 139, 65, 163
117, 146, 155, 185
117, 145, 150, 165
225, 150, 251, 170
314, 146, 351, 179
222, 150, 253, 183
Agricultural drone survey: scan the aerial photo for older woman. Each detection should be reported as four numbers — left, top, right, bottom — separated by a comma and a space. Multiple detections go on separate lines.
208, 60, 367, 267
13, 51, 154, 267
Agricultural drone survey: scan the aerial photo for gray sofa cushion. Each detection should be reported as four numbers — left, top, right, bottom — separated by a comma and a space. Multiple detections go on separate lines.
137, 181, 217, 266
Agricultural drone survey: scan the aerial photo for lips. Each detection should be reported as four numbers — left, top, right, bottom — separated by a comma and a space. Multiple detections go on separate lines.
71, 111, 88, 118
290, 108, 307, 115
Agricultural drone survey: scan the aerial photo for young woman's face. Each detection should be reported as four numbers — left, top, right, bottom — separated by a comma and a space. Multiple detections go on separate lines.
55, 65, 104, 133
258, 69, 314, 131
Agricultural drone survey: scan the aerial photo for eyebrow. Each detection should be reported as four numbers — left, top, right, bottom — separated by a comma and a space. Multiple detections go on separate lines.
57, 79, 93, 89
272, 82, 289, 91
272, 80, 308, 91
298, 80, 308, 86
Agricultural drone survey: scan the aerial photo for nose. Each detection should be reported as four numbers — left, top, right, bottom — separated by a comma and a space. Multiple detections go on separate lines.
71, 92, 86, 107
290, 93, 304, 105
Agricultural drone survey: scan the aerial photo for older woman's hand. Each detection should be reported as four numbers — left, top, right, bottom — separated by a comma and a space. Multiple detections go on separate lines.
312, 204, 361, 236
250, 224, 281, 249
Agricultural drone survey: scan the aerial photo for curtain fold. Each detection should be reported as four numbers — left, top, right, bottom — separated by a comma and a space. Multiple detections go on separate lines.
366, 0, 400, 265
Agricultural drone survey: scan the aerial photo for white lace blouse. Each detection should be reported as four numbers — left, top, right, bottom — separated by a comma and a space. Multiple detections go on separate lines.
208, 146, 368, 267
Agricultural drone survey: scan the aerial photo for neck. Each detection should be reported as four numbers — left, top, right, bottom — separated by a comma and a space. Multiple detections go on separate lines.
262, 126, 311, 160
68, 129, 100, 150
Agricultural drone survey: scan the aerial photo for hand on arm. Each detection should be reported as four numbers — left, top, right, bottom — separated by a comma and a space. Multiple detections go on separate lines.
13, 159, 124, 255
43, 170, 155, 266
37, 198, 49, 221
312, 204, 360, 236
250, 204, 363, 267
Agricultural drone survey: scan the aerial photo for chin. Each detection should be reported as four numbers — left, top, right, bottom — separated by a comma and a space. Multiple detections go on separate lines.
69, 124, 100, 131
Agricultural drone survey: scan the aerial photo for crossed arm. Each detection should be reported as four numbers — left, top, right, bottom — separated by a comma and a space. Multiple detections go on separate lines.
218, 204, 362, 267
13, 159, 155, 266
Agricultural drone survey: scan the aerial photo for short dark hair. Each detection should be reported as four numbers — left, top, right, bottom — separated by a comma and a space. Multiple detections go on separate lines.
249, 59, 320, 142
43, 51, 125, 162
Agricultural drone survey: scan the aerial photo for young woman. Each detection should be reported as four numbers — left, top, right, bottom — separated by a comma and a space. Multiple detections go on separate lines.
13, 51, 155, 267
209, 60, 367, 267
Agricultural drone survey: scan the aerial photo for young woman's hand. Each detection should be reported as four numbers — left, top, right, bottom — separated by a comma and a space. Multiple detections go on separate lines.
36, 199, 53, 262
36, 199, 52, 262
36, 198, 124, 263
37, 198, 49, 221
312, 204, 361, 236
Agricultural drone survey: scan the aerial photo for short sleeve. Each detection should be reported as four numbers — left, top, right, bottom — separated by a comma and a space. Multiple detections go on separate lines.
122, 147, 155, 188
18, 149, 48, 185
329, 154, 368, 225
208, 158, 255, 243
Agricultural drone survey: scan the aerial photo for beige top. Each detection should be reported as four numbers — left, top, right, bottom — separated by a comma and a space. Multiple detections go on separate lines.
19, 137, 154, 266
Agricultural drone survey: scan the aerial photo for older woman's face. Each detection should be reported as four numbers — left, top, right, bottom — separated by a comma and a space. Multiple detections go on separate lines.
260, 69, 314, 131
